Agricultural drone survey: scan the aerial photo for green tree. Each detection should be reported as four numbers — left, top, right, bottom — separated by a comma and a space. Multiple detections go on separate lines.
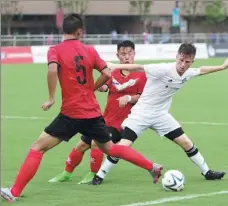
205, 0, 226, 27
1, 1, 21, 35
129, 0, 153, 32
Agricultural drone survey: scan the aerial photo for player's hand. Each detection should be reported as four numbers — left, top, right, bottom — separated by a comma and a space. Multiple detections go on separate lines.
222, 58, 228, 69
41, 99, 55, 111
117, 95, 131, 108
97, 85, 108, 92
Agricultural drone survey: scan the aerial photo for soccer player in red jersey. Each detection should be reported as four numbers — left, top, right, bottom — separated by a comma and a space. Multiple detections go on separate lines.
48, 40, 148, 184
1, 15, 162, 202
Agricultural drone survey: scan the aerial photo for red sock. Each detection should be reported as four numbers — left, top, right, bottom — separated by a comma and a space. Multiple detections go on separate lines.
108, 145, 153, 171
10, 149, 43, 197
65, 148, 84, 173
90, 148, 104, 173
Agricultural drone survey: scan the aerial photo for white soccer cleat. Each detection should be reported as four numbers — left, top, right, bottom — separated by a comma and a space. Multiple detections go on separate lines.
1, 188, 18, 202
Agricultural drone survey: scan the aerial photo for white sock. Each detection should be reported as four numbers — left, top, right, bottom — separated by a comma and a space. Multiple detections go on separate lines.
96, 158, 117, 179
189, 151, 209, 175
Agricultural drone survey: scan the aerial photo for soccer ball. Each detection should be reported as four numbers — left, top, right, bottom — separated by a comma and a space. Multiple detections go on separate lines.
162, 170, 185, 192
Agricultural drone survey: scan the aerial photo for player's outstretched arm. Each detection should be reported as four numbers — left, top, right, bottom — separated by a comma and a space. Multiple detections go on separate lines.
107, 62, 144, 72
199, 58, 228, 75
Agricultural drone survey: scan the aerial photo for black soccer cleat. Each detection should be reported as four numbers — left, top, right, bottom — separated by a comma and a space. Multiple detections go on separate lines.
89, 175, 104, 185
203, 170, 226, 180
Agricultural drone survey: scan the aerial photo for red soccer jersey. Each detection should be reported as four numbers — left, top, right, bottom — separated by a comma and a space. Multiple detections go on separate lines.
47, 39, 107, 119
103, 69, 147, 131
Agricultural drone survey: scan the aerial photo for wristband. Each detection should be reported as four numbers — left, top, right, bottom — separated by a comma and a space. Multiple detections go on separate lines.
127, 95, 132, 102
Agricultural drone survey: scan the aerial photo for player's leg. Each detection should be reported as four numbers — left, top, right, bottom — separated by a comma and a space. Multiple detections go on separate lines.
157, 113, 225, 180
1, 113, 78, 202
86, 116, 163, 185
79, 127, 121, 184
78, 140, 104, 184
94, 128, 135, 185
48, 137, 91, 183
169, 132, 225, 180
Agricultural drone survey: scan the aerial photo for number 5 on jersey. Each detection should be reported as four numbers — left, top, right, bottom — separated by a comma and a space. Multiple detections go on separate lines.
74, 56, 87, 85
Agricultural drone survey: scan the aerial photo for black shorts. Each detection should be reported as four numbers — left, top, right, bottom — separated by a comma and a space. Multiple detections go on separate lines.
44, 113, 110, 143
81, 126, 122, 145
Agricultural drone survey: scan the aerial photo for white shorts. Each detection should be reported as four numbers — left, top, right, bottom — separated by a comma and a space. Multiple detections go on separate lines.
121, 112, 181, 137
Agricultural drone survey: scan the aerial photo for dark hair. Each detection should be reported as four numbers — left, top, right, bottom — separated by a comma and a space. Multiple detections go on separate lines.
62, 13, 83, 34
178, 43, 196, 56
117, 40, 135, 51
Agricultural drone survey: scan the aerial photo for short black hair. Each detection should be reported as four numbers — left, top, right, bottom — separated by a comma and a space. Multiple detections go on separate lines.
178, 43, 196, 56
62, 13, 83, 34
117, 40, 135, 51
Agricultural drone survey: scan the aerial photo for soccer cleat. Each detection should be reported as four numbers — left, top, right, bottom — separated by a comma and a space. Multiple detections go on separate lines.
203, 170, 226, 180
90, 175, 104, 185
149, 163, 163, 184
48, 171, 72, 183
1, 188, 18, 202
78, 172, 95, 184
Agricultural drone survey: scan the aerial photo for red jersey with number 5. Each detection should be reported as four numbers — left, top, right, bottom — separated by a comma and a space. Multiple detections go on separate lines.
104, 69, 147, 131
47, 39, 106, 119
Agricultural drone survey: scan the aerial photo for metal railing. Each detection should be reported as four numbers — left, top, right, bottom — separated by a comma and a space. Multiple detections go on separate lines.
1, 33, 228, 46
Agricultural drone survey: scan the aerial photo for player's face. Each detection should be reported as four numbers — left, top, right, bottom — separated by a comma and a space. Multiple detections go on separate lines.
117, 47, 135, 64
176, 53, 195, 75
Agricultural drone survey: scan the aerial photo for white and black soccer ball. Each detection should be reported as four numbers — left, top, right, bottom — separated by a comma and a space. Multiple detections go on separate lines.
162, 170, 185, 192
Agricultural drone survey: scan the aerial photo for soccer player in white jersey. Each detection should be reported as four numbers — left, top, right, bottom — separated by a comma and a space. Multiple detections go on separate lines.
91, 43, 227, 185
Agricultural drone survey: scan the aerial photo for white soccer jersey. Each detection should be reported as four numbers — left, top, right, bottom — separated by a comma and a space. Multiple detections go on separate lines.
130, 62, 200, 116
122, 62, 201, 136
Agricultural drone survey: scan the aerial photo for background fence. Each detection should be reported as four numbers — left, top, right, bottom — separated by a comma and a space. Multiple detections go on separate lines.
1, 33, 228, 46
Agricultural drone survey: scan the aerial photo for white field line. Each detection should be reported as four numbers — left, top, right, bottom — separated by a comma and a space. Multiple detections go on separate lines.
1, 115, 228, 126
120, 190, 228, 206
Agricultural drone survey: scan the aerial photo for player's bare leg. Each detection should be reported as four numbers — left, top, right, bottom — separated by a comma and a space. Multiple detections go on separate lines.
78, 141, 104, 184
1, 132, 61, 202
49, 140, 90, 183
173, 133, 226, 180
93, 139, 163, 185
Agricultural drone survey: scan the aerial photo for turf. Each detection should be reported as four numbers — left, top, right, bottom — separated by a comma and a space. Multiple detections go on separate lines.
1, 58, 228, 206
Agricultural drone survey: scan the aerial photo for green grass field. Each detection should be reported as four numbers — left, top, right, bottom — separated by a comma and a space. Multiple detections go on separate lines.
1, 58, 228, 206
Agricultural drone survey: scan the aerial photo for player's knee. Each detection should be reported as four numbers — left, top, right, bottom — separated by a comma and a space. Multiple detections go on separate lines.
117, 139, 133, 147
76, 140, 90, 152
31, 132, 61, 153
120, 127, 138, 143
174, 134, 193, 151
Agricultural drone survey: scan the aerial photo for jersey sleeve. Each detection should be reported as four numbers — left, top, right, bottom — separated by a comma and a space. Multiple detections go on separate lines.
92, 47, 107, 71
47, 46, 59, 65
186, 68, 201, 80
143, 63, 168, 79
137, 73, 147, 94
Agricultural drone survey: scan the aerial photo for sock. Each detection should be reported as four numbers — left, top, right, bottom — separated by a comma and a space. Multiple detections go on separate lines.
107, 144, 153, 171
10, 149, 43, 197
185, 145, 209, 175
90, 148, 104, 173
107, 155, 120, 164
65, 148, 84, 173
97, 156, 118, 179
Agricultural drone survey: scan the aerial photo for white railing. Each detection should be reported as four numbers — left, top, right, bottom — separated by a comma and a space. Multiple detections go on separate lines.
1, 33, 228, 46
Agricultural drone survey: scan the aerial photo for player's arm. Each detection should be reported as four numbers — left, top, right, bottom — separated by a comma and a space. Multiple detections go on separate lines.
94, 68, 110, 91
47, 63, 58, 101
107, 62, 144, 72
128, 94, 140, 104
93, 47, 111, 90
117, 94, 141, 108
199, 59, 228, 75
41, 47, 59, 111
